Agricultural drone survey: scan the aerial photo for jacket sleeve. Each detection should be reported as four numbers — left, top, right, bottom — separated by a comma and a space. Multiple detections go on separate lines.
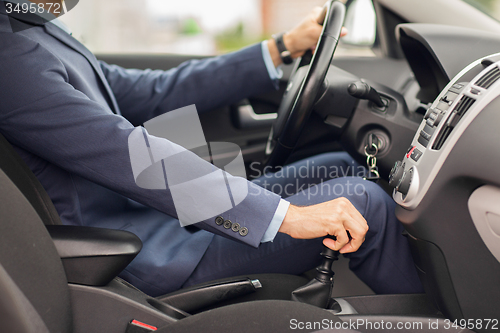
99, 44, 276, 126
0, 32, 281, 248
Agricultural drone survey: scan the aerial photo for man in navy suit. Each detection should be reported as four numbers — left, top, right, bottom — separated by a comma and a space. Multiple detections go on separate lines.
0, 0, 423, 296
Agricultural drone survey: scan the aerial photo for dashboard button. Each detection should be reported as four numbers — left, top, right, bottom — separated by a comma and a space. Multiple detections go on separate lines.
424, 108, 434, 120
389, 161, 405, 188
406, 146, 416, 159
411, 148, 423, 161
451, 83, 464, 93
420, 130, 432, 141
445, 91, 459, 101
436, 100, 451, 111
418, 124, 434, 147
398, 168, 413, 196
418, 135, 429, 147
420, 124, 435, 141
433, 112, 444, 127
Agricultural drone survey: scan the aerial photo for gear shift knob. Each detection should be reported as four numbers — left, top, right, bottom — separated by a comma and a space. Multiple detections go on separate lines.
291, 237, 340, 309
316, 245, 339, 283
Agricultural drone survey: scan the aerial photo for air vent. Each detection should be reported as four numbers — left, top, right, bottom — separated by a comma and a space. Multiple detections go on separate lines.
454, 96, 475, 116
432, 96, 476, 150
476, 66, 500, 89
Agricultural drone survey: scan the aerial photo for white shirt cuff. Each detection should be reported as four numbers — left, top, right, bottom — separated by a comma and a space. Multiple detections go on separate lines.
261, 199, 290, 243
261, 40, 283, 85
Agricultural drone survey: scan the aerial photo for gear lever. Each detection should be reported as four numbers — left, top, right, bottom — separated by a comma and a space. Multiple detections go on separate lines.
291, 237, 340, 309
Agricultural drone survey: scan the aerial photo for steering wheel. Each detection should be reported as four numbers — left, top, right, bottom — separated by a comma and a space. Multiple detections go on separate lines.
265, 0, 346, 169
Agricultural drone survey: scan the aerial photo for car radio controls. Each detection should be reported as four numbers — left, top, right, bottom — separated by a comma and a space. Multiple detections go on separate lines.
388, 161, 405, 188
398, 168, 414, 196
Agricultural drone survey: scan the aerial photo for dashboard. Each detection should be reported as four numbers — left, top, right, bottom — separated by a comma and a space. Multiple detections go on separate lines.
390, 54, 500, 208
383, 29, 500, 325
322, 21, 500, 328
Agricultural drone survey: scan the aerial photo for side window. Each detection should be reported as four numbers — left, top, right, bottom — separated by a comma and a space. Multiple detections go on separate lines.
338, 0, 376, 56
60, 0, 263, 55
59, 0, 376, 56
462, 0, 500, 21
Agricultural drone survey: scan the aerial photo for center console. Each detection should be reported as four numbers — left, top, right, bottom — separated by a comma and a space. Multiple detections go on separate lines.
388, 53, 500, 329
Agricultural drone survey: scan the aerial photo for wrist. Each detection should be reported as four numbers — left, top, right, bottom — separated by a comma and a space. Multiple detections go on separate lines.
267, 38, 283, 68
272, 32, 295, 65
279, 204, 301, 237
282, 32, 298, 56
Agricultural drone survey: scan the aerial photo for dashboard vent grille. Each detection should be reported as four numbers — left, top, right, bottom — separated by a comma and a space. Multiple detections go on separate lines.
432, 96, 475, 150
476, 66, 500, 89
454, 96, 475, 116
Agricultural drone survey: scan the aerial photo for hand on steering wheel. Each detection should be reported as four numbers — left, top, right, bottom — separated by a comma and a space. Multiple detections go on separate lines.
265, 1, 346, 170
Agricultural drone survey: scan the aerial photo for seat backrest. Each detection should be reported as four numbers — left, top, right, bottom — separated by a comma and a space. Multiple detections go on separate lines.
0, 133, 61, 225
0, 168, 72, 333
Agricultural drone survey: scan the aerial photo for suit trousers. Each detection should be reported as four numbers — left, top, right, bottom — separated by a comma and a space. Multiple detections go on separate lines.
181, 152, 424, 294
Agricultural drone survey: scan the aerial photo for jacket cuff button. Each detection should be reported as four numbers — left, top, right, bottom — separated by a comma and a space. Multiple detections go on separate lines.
231, 223, 240, 232
223, 220, 232, 229
239, 227, 248, 237
215, 216, 224, 226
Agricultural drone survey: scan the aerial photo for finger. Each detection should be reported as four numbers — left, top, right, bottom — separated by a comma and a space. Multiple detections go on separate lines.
340, 232, 365, 253
316, 6, 327, 25
342, 199, 368, 230
341, 212, 368, 252
339, 241, 356, 254
323, 237, 336, 250
332, 198, 367, 235
312, 6, 323, 18
330, 228, 350, 251
340, 228, 366, 253
345, 211, 368, 235
343, 217, 368, 246
341, 27, 348, 37
310, 44, 317, 55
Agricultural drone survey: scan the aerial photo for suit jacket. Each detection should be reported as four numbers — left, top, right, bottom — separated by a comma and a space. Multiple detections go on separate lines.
0, 4, 281, 296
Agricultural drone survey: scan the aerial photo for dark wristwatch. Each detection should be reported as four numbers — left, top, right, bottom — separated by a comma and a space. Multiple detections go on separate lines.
273, 32, 293, 65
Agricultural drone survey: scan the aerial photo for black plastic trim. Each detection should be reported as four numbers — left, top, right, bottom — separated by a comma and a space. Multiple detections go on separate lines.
47, 225, 142, 286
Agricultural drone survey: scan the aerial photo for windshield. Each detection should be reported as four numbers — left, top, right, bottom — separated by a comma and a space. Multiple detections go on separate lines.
463, 0, 500, 21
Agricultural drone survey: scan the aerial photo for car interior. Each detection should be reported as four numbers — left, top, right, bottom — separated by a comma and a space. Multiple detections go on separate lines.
1, 0, 500, 332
